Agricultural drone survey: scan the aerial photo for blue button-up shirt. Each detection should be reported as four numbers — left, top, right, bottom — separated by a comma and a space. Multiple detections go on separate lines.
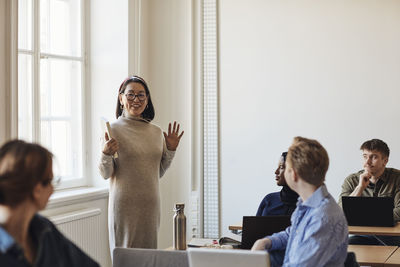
268, 184, 348, 267
0, 227, 14, 254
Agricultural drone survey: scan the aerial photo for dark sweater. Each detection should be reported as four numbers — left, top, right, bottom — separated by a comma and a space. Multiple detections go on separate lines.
0, 214, 99, 267
256, 186, 299, 216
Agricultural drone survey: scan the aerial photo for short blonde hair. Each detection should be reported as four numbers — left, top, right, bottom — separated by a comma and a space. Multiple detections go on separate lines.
287, 136, 329, 186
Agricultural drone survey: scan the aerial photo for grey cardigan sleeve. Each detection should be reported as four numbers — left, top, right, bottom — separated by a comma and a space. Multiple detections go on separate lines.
159, 141, 176, 178
99, 152, 115, 179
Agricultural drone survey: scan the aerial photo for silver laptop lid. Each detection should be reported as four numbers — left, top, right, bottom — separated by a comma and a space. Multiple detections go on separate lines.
188, 248, 270, 267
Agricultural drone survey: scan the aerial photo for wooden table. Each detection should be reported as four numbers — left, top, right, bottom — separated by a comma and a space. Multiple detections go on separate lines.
229, 222, 400, 236
228, 222, 400, 265
177, 235, 400, 266
228, 223, 242, 232
348, 245, 398, 267
384, 246, 400, 266
348, 223, 400, 236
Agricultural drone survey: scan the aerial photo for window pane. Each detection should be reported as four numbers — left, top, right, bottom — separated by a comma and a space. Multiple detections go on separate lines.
18, 0, 33, 50
40, 58, 82, 117
41, 120, 82, 180
18, 54, 33, 141
40, 58, 83, 180
40, 0, 81, 56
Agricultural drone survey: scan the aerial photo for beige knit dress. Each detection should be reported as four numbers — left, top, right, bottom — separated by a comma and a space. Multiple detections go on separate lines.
99, 115, 175, 253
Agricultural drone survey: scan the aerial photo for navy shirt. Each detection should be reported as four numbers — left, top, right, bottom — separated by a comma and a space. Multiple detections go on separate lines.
0, 214, 99, 267
257, 192, 288, 216
256, 186, 299, 216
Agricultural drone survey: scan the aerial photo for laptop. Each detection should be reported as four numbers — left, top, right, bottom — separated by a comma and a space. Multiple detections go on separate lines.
240, 215, 291, 249
188, 248, 270, 267
342, 196, 394, 227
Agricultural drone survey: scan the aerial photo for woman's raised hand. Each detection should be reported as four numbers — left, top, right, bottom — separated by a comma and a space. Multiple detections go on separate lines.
163, 121, 184, 151
102, 132, 119, 156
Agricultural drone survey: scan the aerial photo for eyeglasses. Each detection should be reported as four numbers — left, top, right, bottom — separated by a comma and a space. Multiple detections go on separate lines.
52, 176, 62, 187
41, 158, 62, 187
41, 175, 61, 187
122, 92, 147, 101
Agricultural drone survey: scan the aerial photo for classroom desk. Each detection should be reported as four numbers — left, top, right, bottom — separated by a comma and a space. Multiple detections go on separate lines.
348, 223, 400, 236
169, 240, 400, 266
228, 223, 242, 232
348, 245, 398, 267
228, 222, 400, 236
384, 246, 400, 266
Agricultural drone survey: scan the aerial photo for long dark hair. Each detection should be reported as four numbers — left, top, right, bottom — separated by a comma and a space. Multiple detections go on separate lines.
0, 140, 53, 207
115, 76, 155, 121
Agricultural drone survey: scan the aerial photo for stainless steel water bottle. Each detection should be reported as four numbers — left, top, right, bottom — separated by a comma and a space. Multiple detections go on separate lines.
173, 203, 186, 250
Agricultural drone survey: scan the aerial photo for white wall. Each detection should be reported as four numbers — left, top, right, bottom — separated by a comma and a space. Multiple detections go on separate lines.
88, 1, 128, 264
0, 0, 7, 144
219, 0, 400, 232
89, 0, 128, 188
90, 0, 193, 249
140, 0, 193, 249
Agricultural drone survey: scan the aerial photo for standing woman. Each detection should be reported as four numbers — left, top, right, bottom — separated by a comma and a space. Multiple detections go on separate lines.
99, 76, 184, 252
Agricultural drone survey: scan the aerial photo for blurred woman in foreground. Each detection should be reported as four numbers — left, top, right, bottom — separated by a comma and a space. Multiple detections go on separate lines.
0, 140, 99, 267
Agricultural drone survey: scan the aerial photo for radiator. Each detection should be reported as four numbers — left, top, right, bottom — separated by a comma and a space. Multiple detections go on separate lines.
48, 208, 104, 262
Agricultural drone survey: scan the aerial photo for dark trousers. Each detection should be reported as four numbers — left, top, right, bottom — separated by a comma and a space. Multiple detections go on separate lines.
349, 235, 400, 246
269, 250, 286, 267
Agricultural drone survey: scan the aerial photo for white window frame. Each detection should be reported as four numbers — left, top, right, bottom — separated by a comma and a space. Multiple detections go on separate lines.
17, 0, 88, 189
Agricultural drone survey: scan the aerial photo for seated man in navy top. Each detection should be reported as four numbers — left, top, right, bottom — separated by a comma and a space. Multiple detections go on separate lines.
256, 152, 299, 216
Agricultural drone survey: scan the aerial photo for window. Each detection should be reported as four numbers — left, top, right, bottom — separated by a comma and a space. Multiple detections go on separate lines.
18, 0, 86, 189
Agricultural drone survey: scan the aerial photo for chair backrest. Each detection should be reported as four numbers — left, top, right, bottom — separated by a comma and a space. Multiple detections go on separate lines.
113, 248, 189, 267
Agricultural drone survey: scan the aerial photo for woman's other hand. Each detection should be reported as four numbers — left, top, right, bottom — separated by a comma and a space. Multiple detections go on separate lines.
103, 132, 119, 156
163, 121, 184, 151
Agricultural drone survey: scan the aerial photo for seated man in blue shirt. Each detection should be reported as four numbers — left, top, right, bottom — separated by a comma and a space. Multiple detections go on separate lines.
252, 136, 348, 267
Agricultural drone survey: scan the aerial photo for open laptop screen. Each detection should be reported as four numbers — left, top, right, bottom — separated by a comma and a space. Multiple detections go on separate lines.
241, 215, 291, 249
342, 196, 394, 227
